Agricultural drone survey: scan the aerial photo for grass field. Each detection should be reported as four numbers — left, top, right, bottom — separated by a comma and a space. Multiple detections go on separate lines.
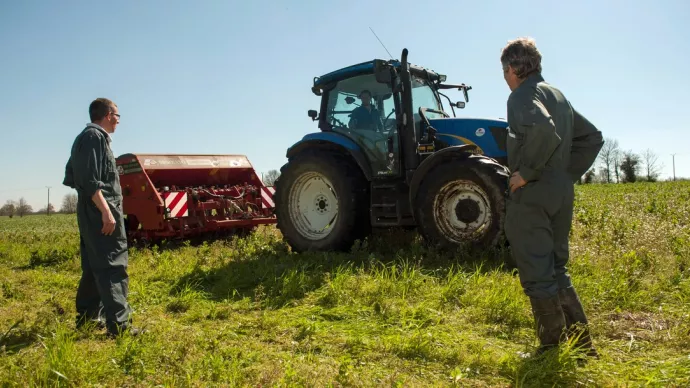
1, 182, 689, 387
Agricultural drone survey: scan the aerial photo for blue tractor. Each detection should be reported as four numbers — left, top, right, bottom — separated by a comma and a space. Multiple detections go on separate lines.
274, 48, 511, 252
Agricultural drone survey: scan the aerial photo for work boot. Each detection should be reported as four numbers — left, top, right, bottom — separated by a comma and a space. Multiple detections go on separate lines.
558, 286, 599, 358
529, 295, 567, 356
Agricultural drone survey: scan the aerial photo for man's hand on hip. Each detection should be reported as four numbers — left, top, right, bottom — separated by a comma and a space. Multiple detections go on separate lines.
510, 171, 527, 193
101, 209, 116, 235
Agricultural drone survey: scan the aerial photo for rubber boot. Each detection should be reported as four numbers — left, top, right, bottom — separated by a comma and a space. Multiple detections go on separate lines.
529, 295, 567, 356
558, 286, 599, 358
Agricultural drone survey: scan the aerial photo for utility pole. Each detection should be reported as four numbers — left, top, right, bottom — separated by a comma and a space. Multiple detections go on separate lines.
46, 186, 51, 216
671, 154, 676, 181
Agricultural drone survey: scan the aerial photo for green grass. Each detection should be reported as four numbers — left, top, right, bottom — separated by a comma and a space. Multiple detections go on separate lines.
1, 181, 689, 387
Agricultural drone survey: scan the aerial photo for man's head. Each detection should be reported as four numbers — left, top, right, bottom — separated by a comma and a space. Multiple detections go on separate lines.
359, 90, 372, 106
89, 98, 120, 133
500, 37, 542, 91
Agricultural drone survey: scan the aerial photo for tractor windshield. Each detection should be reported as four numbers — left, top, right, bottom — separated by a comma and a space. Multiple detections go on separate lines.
411, 75, 445, 121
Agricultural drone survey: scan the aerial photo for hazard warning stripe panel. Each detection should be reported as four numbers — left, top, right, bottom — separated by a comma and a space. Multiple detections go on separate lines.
261, 186, 275, 209
162, 191, 189, 217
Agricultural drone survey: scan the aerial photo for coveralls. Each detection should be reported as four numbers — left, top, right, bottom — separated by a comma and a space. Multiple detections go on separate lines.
63, 123, 132, 335
504, 72, 603, 352
349, 105, 384, 131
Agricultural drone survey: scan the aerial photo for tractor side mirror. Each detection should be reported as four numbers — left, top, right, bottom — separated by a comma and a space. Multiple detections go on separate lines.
345, 97, 355, 105
455, 101, 465, 109
308, 110, 318, 121
463, 88, 469, 102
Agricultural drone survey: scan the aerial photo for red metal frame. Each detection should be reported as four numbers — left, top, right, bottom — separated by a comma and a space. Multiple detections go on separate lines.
115, 153, 276, 244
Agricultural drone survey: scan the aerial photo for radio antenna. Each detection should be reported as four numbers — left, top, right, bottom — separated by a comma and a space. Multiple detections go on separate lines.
369, 27, 394, 59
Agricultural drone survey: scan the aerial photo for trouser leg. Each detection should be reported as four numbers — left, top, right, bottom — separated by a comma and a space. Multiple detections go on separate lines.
553, 182, 574, 290
82, 212, 133, 335
551, 184, 598, 357
505, 182, 566, 352
92, 264, 132, 335
506, 194, 558, 300
75, 235, 104, 327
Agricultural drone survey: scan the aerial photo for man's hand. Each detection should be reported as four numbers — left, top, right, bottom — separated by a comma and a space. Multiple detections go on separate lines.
101, 209, 116, 235
91, 189, 116, 235
510, 171, 527, 193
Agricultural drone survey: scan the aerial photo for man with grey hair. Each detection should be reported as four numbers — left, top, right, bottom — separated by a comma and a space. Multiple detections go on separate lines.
500, 37, 604, 357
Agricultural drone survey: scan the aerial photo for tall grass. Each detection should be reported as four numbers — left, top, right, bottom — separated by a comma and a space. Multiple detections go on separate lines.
1, 181, 689, 386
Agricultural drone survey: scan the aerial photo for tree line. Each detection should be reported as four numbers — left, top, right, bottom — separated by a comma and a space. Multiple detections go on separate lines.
0, 193, 78, 218
0, 146, 678, 218
577, 137, 678, 184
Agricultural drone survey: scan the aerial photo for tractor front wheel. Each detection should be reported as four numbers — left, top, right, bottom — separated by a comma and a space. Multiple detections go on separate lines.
414, 156, 508, 250
274, 151, 370, 252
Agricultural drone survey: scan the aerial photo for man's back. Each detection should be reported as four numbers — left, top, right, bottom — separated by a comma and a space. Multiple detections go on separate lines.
507, 73, 574, 178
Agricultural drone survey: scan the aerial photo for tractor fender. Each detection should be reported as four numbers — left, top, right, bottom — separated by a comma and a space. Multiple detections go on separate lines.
286, 132, 372, 181
408, 144, 481, 207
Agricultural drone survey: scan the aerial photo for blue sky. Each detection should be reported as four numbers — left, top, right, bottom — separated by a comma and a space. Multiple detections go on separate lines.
1, 0, 688, 209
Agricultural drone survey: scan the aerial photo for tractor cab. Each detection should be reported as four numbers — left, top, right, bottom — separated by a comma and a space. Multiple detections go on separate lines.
308, 56, 464, 179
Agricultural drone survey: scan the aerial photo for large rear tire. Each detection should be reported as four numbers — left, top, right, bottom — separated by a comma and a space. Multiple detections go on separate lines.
274, 150, 370, 252
414, 155, 508, 250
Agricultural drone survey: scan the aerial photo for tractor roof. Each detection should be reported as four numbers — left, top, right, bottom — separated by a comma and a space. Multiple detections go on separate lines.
312, 59, 446, 90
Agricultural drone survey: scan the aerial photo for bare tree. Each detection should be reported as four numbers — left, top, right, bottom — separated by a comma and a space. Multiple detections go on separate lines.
0, 200, 17, 217
61, 193, 78, 213
641, 149, 663, 182
263, 169, 280, 186
16, 197, 33, 217
597, 137, 619, 183
613, 149, 622, 183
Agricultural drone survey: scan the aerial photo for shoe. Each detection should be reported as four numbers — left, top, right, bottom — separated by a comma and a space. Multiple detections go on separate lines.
558, 286, 599, 358
529, 295, 567, 356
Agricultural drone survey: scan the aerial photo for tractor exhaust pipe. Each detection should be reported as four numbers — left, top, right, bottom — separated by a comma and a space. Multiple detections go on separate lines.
400, 48, 419, 179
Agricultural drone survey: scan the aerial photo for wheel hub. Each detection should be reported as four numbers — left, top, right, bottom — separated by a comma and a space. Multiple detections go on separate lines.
455, 197, 481, 224
315, 195, 329, 214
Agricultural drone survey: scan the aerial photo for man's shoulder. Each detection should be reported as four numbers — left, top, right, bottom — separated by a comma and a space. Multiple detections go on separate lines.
79, 126, 108, 141
508, 83, 538, 107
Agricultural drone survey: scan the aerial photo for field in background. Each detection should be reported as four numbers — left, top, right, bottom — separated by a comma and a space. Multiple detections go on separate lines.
1, 182, 689, 387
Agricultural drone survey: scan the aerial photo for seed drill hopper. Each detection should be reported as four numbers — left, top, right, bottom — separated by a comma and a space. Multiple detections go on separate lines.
115, 153, 276, 245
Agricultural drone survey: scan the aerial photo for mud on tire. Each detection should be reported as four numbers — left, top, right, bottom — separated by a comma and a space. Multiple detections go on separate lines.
414, 155, 508, 250
274, 150, 370, 252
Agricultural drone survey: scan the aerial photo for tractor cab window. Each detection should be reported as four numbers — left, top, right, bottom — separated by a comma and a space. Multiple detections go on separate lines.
325, 73, 399, 176
410, 75, 445, 132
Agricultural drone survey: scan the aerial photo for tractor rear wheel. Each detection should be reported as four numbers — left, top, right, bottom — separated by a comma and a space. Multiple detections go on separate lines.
274, 151, 370, 252
414, 155, 508, 250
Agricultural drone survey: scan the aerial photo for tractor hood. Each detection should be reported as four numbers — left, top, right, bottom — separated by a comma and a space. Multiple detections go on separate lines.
427, 117, 509, 159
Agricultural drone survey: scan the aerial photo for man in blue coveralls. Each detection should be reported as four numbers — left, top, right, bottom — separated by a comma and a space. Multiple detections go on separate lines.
63, 98, 144, 338
349, 89, 384, 132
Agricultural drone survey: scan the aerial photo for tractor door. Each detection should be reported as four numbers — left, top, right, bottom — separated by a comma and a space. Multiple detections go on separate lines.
323, 73, 400, 178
